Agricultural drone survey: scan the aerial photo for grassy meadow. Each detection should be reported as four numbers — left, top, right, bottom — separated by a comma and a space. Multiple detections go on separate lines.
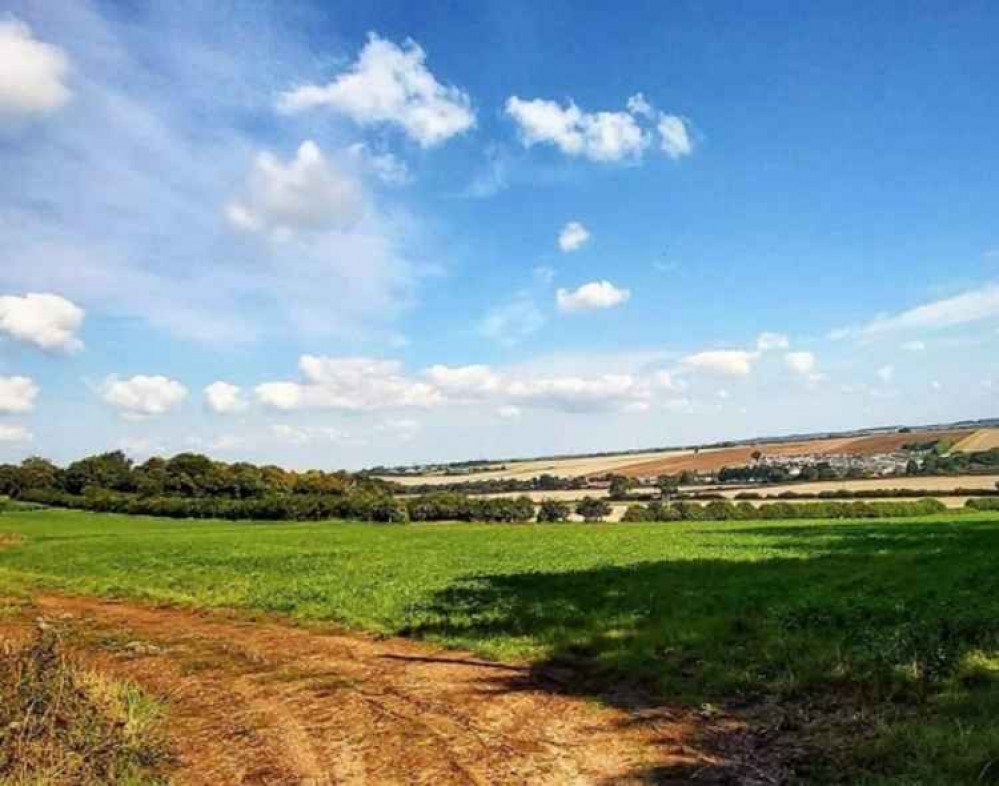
2, 507, 999, 782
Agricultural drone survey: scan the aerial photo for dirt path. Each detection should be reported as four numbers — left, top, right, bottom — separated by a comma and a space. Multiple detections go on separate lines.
0, 595, 752, 785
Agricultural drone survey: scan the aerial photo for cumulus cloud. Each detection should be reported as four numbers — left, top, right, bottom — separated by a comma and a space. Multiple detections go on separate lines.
505, 96, 649, 162
657, 114, 693, 159
424, 364, 501, 396
204, 381, 248, 414
0, 376, 38, 414
270, 423, 348, 446
0, 293, 84, 352
834, 283, 999, 338
0, 424, 31, 443
100, 375, 188, 417
785, 351, 816, 374
226, 141, 365, 237
558, 221, 590, 252
256, 355, 442, 412
506, 92, 693, 163
0, 20, 70, 123
556, 281, 630, 313
681, 349, 755, 376
278, 33, 475, 147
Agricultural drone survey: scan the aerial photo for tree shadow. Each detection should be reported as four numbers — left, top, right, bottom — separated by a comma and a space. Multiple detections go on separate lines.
404, 517, 999, 782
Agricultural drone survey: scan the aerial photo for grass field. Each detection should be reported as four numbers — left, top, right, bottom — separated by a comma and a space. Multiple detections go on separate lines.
3, 508, 999, 782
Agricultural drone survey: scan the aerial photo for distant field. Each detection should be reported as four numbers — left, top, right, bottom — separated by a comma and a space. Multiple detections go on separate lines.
390, 429, 981, 486
715, 473, 999, 498
3, 508, 999, 782
384, 449, 693, 485
952, 428, 999, 453
615, 429, 976, 477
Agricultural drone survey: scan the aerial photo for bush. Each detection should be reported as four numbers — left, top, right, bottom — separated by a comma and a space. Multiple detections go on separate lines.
576, 497, 612, 522
537, 499, 571, 523
966, 498, 999, 512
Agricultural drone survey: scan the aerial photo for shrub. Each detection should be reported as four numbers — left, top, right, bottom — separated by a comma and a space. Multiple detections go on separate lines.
576, 497, 612, 522
537, 499, 571, 523
966, 498, 999, 512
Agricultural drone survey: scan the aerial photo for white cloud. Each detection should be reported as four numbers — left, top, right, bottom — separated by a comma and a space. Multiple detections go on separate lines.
425, 364, 501, 396
785, 351, 816, 375
204, 381, 248, 414
496, 404, 522, 419
877, 365, 894, 383
278, 33, 475, 147
657, 114, 693, 159
556, 280, 630, 313
681, 350, 755, 376
506, 96, 650, 163
226, 140, 365, 236
901, 340, 926, 352
930, 380, 942, 391
533, 265, 556, 286
0, 376, 38, 414
756, 332, 789, 351
479, 295, 545, 345
835, 283, 999, 338
626, 93, 654, 118
100, 375, 188, 417
257, 355, 442, 412
507, 374, 648, 414
558, 221, 590, 252
0, 293, 84, 352
0, 423, 32, 443
0, 19, 70, 123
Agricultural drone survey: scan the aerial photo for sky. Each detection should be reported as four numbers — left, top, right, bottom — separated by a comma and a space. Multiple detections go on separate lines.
1, 0, 998, 470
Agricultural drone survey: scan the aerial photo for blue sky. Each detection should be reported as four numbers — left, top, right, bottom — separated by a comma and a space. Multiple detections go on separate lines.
1, 0, 997, 469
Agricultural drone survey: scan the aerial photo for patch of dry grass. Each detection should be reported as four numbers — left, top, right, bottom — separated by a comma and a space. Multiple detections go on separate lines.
0, 625, 171, 785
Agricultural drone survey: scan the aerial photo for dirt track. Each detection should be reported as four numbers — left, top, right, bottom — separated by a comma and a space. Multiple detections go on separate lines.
0, 595, 761, 785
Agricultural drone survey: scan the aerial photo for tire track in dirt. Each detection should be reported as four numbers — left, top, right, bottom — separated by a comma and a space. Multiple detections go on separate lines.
24, 594, 726, 785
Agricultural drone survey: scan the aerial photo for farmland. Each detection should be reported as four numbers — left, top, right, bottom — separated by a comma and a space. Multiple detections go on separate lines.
382, 426, 993, 484
3, 507, 999, 782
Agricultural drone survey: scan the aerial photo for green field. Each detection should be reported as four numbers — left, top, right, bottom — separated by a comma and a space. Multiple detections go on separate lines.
3, 508, 999, 783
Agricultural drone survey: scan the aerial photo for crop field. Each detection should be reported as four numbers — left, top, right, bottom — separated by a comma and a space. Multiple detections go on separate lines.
714, 473, 999, 498
384, 448, 693, 485
953, 428, 999, 453
3, 507, 999, 782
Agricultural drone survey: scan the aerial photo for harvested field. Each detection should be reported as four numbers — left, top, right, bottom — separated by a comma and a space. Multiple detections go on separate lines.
614, 430, 977, 477
714, 474, 999, 498
385, 449, 691, 485
952, 428, 999, 453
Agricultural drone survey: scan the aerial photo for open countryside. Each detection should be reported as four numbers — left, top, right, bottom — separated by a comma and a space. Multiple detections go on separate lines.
4, 2, 999, 784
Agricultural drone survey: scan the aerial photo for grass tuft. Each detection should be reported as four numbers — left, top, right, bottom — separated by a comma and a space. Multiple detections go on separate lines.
0, 625, 171, 785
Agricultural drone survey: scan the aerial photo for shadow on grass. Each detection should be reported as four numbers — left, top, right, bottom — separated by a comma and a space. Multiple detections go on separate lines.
406, 517, 999, 782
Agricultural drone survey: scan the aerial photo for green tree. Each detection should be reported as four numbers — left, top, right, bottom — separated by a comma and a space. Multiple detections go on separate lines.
656, 474, 680, 501
608, 475, 632, 500
576, 497, 612, 522
537, 499, 571, 523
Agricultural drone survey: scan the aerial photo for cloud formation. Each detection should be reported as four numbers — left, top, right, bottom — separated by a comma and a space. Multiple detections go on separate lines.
0, 293, 84, 352
681, 350, 755, 376
558, 221, 590, 252
0, 376, 38, 414
834, 283, 999, 338
505, 93, 693, 163
278, 34, 475, 147
204, 381, 248, 414
556, 281, 630, 313
0, 424, 31, 443
100, 375, 188, 417
226, 141, 365, 237
0, 20, 71, 123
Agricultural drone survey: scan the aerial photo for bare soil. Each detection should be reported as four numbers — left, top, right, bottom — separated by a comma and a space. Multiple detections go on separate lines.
0, 595, 781, 785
